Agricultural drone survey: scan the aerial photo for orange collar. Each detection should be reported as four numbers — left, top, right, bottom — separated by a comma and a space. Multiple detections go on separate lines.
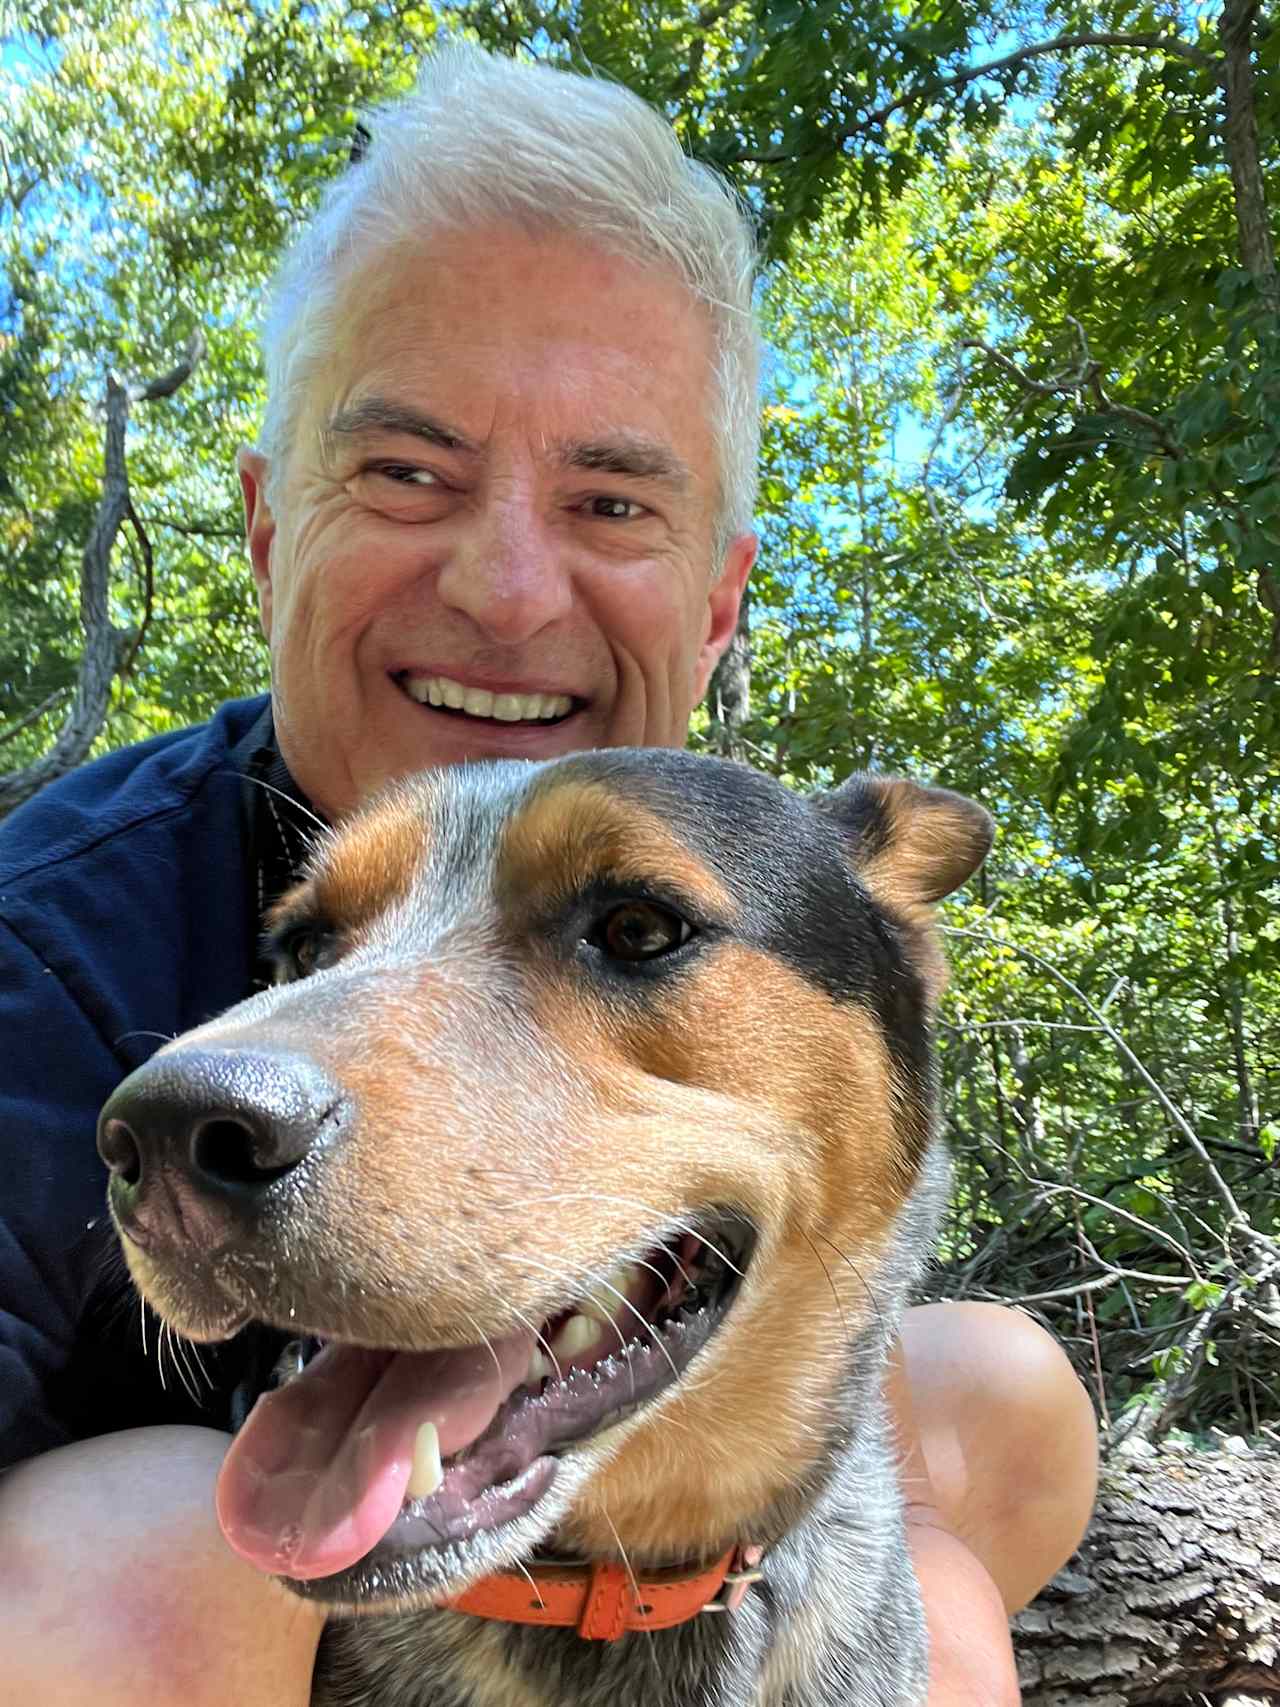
444, 1544, 766, 1641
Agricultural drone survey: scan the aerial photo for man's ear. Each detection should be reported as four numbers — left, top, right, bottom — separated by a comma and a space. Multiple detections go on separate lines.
238, 447, 278, 641
815, 773, 994, 915
693, 531, 757, 703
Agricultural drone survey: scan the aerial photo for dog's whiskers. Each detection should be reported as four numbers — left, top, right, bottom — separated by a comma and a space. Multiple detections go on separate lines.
600, 1502, 663, 1684
811, 1229, 887, 1340
801, 1229, 852, 1352
428, 1224, 569, 1386
239, 772, 329, 838
513, 1253, 681, 1392
472, 1180, 746, 1280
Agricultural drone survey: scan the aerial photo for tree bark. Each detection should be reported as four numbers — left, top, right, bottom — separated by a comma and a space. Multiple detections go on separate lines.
0, 374, 135, 817
1015, 1440, 1280, 1704
1219, 0, 1280, 319
706, 577, 751, 760
0, 334, 203, 817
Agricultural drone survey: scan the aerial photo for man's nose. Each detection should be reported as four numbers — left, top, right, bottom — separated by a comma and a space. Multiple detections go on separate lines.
97, 1048, 350, 1245
435, 497, 573, 644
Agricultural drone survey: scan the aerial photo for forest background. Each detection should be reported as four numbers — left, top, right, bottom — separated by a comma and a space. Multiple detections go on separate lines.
1, 0, 1276, 1472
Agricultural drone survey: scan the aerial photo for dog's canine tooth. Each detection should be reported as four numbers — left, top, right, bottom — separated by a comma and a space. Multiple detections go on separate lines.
528, 1345, 555, 1385
270, 1338, 309, 1390
407, 1421, 443, 1500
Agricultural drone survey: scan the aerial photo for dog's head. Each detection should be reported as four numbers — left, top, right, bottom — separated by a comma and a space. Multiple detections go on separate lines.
98, 751, 990, 1611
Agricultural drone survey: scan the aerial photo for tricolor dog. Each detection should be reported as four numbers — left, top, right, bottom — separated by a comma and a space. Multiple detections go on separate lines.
98, 749, 992, 1706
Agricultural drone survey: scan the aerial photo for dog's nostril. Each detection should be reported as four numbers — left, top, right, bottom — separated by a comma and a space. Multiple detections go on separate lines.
99, 1117, 143, 1186
191, 1116, 296, 1188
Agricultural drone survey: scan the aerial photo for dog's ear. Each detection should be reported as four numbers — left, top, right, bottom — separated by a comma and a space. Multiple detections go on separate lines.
813, 774, 993, 913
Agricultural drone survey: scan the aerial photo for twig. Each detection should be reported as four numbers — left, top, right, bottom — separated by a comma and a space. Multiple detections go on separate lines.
0, 687, 70, 749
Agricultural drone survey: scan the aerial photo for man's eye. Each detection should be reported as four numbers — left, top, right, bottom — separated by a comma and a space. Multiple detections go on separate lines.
586, 495, 645, 520
375, 464, 439, 487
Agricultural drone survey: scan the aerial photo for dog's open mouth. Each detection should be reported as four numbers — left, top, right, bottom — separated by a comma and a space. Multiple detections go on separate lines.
217, 1211, 754, 1603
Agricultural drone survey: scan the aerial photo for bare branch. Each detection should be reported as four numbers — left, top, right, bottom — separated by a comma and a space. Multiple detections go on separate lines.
945, 925, 1256, 1236
0, 334, 205, 815
960, 321, 1186, 461
0, 686, 70, 750
132, 329, 207, 403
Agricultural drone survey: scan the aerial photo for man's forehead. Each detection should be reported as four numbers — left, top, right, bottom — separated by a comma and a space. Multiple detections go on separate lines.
301, 226, 718, 436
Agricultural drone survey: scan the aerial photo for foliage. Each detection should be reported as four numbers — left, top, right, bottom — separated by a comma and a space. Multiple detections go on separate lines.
1, 0, 1276, 1436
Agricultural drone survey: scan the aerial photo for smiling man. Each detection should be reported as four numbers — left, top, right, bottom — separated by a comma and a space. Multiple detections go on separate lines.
0, 43, 1094, 1707
243, 222, 753, 818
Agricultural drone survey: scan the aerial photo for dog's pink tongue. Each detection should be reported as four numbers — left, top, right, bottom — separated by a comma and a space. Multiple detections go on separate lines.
216, 1331, 534, 1580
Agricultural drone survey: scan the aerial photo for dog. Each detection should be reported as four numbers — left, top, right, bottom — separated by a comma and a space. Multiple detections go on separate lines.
97, 748, 991, 1707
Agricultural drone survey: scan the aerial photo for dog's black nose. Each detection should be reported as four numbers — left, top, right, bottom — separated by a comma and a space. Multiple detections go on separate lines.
98, 1048, 349, 1242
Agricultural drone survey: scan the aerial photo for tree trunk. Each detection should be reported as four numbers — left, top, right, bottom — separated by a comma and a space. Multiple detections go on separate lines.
1015, 1440, 1280, 1704
706, 577, 751, 760
1218, 0, 1280, 319
0, 374, 134, 817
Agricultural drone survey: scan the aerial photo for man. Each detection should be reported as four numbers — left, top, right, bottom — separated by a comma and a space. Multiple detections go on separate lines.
0, 43, 1095, 1705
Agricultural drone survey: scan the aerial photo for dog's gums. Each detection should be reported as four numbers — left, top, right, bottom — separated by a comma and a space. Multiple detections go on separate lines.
218, 1216, 753, 1600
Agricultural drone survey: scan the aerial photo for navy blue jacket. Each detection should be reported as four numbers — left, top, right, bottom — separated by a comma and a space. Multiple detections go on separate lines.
0, 697, 274, 1467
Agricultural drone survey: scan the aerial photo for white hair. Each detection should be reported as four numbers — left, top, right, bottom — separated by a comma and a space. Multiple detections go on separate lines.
258, 42, 761, 555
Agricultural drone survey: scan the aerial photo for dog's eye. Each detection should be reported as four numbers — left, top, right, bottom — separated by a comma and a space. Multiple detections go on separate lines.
273, 926, 338, 983
592, 902, 694, 963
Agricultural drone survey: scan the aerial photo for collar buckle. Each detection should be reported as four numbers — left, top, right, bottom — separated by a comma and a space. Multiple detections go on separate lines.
699, 1543, 767, 1614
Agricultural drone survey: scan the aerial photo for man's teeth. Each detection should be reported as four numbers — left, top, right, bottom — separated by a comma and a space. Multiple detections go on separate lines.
402, 675, 573, 722
407, 1421, 443, 1500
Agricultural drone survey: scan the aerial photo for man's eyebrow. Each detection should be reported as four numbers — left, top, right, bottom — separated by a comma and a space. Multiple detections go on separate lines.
558, 436, 692, 491
323, 402, 691, 490
323, 399, 477, 454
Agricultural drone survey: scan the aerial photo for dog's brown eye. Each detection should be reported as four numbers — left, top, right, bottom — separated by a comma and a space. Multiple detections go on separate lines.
596, 902, 692, 962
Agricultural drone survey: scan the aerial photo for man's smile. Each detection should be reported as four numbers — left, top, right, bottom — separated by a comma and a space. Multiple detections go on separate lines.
391, 670, 584, 728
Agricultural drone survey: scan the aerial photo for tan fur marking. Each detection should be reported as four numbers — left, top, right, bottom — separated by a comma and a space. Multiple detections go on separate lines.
290, 791, 428, 936
516, 948, 918, 1558
496, 779, 736, 919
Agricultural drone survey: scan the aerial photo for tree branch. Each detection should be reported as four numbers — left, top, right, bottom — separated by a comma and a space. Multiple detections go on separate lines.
0, 336, 204, 816
0, 687, 70, 750
734, 31, 1213, 164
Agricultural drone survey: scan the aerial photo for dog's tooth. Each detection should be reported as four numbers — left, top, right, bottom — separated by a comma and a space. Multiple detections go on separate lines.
580, 1262, 643, 1327
528, 1345, 555, 1384
407, 1421, 443, 1500
548, 1311, 607, 1364
270, 1338, 308, 1389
